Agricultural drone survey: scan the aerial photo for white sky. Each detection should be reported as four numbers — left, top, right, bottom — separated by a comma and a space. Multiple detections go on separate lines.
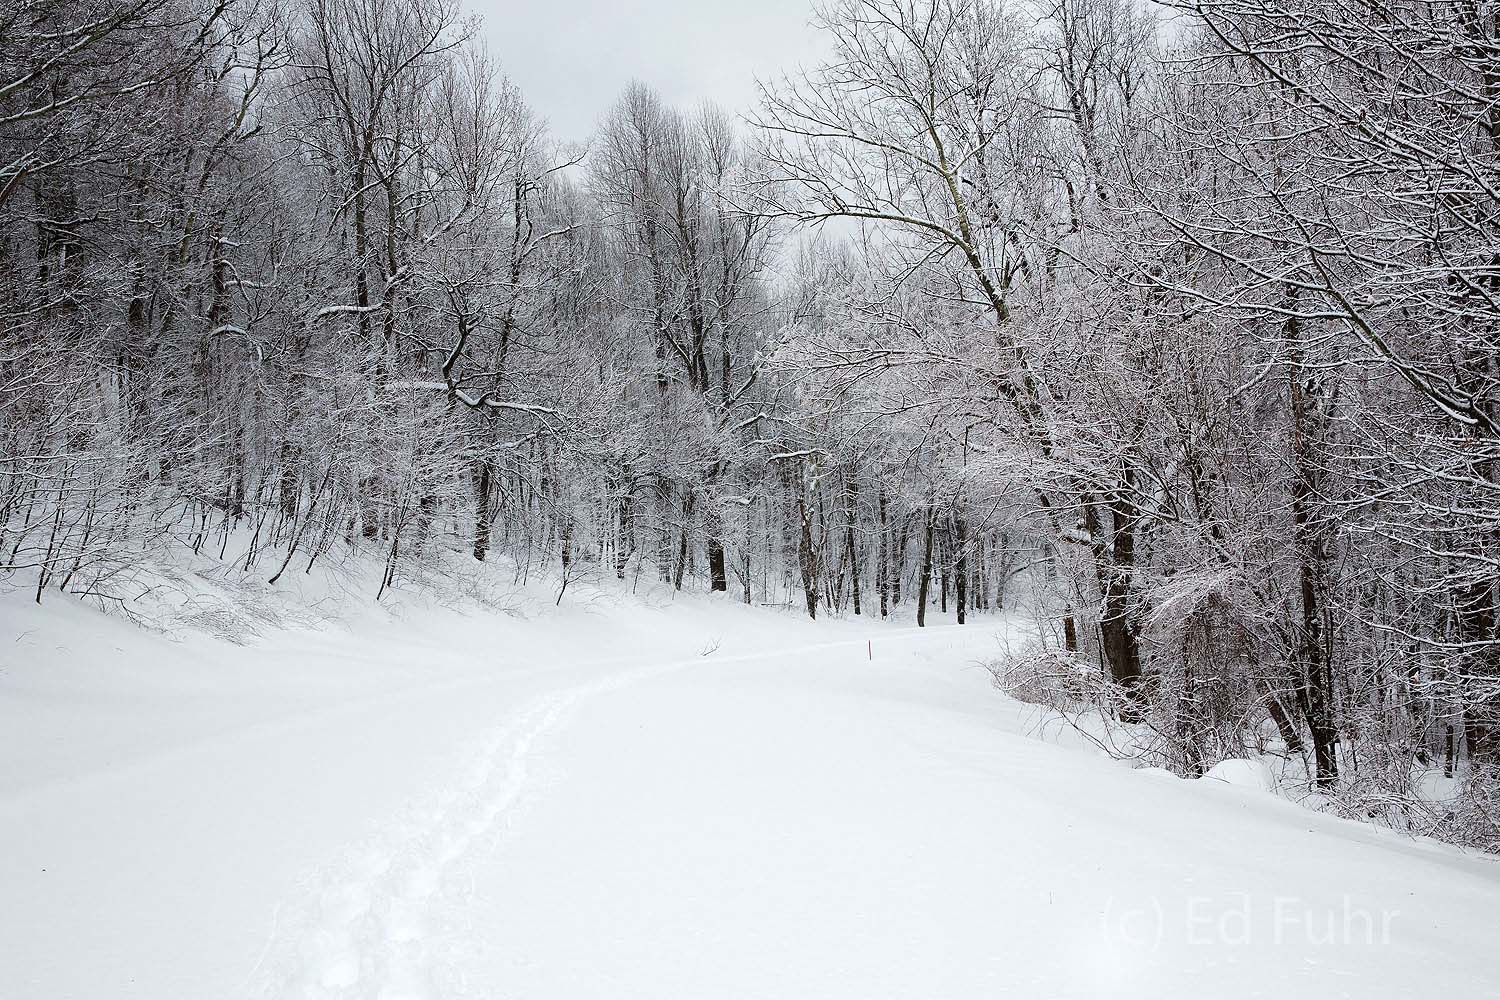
471, 0, 829, 146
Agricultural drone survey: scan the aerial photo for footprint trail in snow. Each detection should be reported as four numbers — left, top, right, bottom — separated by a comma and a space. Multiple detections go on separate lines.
270, 686, 579, 1000
261, 633, 930, 1000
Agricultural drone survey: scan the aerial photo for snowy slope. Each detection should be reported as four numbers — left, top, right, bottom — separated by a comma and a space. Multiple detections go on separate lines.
2, 585, 1498, 1000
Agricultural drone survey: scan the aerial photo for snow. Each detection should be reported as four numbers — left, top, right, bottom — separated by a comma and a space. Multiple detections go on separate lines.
3, 579, 1500, 1000
1203, 758, 1280, 795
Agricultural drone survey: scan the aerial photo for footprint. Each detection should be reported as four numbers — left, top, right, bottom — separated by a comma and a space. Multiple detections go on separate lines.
267, 657, 709, 1000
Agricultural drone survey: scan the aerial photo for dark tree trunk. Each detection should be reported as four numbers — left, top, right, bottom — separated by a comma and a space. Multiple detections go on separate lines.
742, 511, 753, 604
656, 476, 673, 582
706, 534, 727, 592
673, 493, 694, 591
798, 487, 818, 619
704, 467, 727, 591
1100, 484, 1144, 717
916, 508, 934, 628
1459, 580, 1499, 762
845, 475, 861, 615
1265, 692, 1306, 755
1288, 306, 1339, 788
1058, 539, 1078, 650
616, 482, 634, 580
877, 488, 889, 618
1085, 484, 1144, 720
279, 442, 300, 520
954, 510, 968, 626
473, 457, 492, 561
939, 535, 949, 614
352, 158, 371, 340
893, 517, 909, 606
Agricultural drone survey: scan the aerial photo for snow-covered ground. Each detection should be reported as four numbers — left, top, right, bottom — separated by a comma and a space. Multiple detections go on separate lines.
3, 579, 1499, 999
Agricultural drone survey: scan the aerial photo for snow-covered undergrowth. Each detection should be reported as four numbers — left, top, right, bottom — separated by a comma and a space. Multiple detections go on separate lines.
17, 524, 567, 644
986, 641, 1500, 855
4, 556, 1500, 999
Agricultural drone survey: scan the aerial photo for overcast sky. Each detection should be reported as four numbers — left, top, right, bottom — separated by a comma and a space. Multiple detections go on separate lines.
472, 0, 828, 146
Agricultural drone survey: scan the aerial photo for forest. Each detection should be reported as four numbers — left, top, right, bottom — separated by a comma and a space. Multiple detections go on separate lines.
3, 0, 1498, 853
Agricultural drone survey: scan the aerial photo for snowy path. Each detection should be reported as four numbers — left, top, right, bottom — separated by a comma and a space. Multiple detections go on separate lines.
269, 633, 928, 1000
4, 594, 1500, 999
405, 628, 1500, 1000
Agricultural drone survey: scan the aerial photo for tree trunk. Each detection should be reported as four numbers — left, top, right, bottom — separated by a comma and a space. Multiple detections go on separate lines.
845, 475, 861, 615
656, 476, 673, 581
916, 508, 934, 628
352, 157, 371, 340
954, 510, 968, 626
615, 481, 634, 580
1085, 483, 1144, 718
1264, 692, 1306, 755
939, 528, 949, 614
1288, 306, 1339, 788
798, 487, 818, 619
1100, 483, 1144, 717
893, 517, 909, 606
673, 492, 694, 591
706, 531, 728, 592
473, 456, 492, 561
877, 488, 889, 618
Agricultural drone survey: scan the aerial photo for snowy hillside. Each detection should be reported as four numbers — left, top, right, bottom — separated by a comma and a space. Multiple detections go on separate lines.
3, 581, 1498, 1000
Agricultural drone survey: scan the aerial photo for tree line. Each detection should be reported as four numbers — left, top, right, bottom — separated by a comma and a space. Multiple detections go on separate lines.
2, 0, 1497, 848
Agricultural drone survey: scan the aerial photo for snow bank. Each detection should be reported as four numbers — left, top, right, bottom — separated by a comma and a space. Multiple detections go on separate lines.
1203, 757, 1280, 794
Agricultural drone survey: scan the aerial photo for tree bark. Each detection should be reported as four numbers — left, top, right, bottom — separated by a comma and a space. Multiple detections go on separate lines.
473, 456, 492, 561
1288, 307, 1339, 788
954, 509, 968, 626
1100, 483, 1144, 717
845, 475, 861, 615
673, 492, 694, 591
615, 478, 634, 580
877, 488, 889, 618
706, 526, 728, 593
916, 508, 934, 628
798, 486, 818, 619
